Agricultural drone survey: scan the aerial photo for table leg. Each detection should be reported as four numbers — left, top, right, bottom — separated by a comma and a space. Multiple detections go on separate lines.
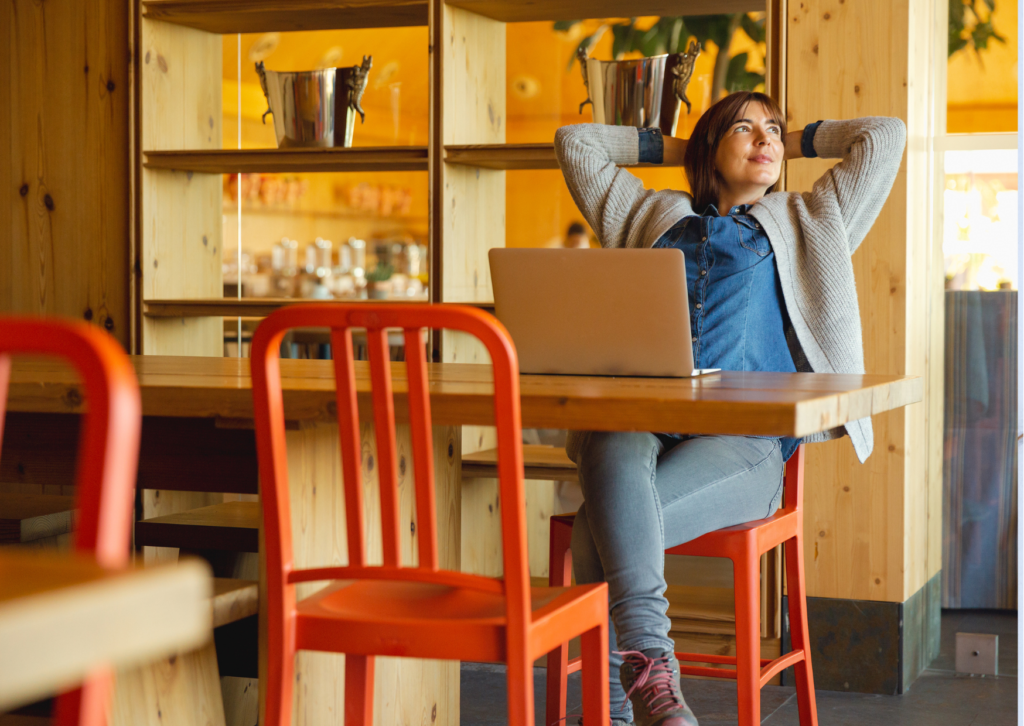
259, 422, 461, 726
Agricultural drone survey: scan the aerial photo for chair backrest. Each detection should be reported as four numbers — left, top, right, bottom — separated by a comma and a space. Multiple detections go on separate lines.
779, 444, 805, 516
0, 316, 141, 726
0, 318, 141, 566
250, 304, 531, 624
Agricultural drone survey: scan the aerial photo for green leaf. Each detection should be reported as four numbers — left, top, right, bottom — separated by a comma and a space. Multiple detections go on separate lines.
971, 19, 1007, 51
683, 14, 735, 52
740, 14, 766, 44
553, 20, 580, 32
725, 52, 764, 92
610, 22, 638, 60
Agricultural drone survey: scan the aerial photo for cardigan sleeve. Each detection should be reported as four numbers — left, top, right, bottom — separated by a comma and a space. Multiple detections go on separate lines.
804, 117, 907, 254
554, 124, 694, 249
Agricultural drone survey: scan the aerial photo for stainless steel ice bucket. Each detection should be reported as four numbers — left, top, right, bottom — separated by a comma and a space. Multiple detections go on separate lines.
257, 57, 372, 148
582, 43, 700, 136
257, 65, 337, 148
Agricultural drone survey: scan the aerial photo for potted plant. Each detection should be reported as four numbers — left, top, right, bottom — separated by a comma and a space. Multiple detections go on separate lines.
365, 264, 394, 300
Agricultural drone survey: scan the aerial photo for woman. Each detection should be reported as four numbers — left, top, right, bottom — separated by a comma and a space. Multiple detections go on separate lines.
553, 91, 906, 726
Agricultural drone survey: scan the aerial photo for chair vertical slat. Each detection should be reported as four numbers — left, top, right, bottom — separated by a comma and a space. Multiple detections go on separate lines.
783, 445, 805, 514
365, 327, 402, 568
403, 329, 437, 570
0, 354, 10, 459
331, 329, 367, 568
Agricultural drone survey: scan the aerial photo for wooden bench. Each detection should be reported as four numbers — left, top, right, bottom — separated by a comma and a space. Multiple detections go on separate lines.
461, 445, 578, 482
135, 501, 259, 553
0, 495, 76, 547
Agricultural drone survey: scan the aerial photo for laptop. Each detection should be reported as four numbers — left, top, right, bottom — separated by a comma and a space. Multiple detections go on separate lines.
488, 248, 719, 378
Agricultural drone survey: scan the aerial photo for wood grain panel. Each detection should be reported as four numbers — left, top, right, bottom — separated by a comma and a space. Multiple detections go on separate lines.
140, 18, 222, 357
438, 3, 506, 304
787, 0, 941, 603
111, 641, 226, 726
0, 0, 130, 346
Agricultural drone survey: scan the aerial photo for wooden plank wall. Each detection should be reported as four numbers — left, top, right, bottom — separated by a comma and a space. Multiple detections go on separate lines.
786, 0, 943, 603
0, 0, 131, 347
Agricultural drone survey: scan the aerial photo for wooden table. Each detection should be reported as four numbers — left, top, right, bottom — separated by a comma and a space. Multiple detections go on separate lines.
0, 550, 211, 712
7, 355, 920, 436
4, 356, 922, 726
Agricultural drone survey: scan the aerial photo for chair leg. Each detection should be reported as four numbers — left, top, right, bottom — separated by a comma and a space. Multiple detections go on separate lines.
784, 538, 818, 726
53, 672, 111, 726
506, 649, 536, 726
546, 518, 573, 726
580, 621, 610, 726
344, 655, 376, 726
265, 625, 294, 726
733, 554, 762, 726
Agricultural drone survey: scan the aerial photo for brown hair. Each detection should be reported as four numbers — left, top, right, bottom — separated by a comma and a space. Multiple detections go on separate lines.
683, 91, 787, 213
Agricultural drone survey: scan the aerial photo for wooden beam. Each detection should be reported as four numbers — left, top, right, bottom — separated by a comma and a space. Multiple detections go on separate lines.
142, 0, 428, 34
446, 0, 765, 23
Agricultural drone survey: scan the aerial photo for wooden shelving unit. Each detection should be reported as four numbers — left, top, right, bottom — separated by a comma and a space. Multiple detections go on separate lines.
144, 146, 429, 173
142, 0, 428, 33
444, 0, 764, 22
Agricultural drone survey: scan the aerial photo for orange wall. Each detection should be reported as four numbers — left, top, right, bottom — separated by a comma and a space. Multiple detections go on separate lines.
947, 0, 1017, 133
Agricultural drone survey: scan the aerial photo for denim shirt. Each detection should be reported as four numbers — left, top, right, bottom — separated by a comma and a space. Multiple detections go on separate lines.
653, 205, 802, 461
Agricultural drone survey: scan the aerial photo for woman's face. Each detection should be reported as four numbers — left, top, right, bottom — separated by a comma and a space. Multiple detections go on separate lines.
713, 103, 784, 199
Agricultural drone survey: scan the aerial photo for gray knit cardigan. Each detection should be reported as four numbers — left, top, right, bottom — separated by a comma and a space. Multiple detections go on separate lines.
554, 117, 907, 464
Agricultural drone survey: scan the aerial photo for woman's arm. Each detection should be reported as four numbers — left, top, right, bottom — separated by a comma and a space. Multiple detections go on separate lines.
554, 125, 693, 249
798, 117, 907, 253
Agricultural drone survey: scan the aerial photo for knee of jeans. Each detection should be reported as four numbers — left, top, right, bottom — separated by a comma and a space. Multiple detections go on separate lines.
578, 431, 658, 476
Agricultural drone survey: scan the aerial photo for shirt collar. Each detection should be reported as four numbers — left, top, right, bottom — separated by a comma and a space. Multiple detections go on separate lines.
699, 203, 753, 217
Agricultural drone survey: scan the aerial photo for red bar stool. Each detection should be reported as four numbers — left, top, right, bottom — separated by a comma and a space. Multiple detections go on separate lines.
546, 445, 818, 726
249, 303, 611, 726
0, 317, 142, 726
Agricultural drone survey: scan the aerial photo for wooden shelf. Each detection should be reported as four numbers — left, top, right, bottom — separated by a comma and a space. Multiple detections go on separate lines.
445, 144, 559, 170
144, 298, 430, 318
443, 142, 670, 170
144, 147, 429, 174
445, 0, 764, 23
142, 0, 428, 34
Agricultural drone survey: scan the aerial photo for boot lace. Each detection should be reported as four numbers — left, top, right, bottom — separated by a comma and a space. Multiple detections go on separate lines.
616, 650, 683, 717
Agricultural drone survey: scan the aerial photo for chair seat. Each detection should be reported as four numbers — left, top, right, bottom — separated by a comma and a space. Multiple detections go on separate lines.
668, 509, 800, 560
295, 579, 607, 664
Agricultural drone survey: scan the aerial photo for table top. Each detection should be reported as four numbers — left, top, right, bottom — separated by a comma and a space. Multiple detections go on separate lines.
8, 355, 922, 437
0, 551, 211, 711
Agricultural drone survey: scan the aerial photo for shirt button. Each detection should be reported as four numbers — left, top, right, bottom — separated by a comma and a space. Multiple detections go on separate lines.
696, 303, 702, 309
702, 237, 707, 242
691, 336, 697, 343
700, 269, 707, 276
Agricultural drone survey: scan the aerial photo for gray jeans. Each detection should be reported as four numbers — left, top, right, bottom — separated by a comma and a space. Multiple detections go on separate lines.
571, 432, 784, 720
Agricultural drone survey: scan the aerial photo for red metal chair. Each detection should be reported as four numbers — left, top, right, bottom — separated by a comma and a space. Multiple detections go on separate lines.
0, 317, 142, 726
546, 445, 818, 726
250, 303, 610, 726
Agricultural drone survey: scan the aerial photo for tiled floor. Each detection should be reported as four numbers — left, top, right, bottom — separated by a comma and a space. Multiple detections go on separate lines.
461, 611, 1017, 725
